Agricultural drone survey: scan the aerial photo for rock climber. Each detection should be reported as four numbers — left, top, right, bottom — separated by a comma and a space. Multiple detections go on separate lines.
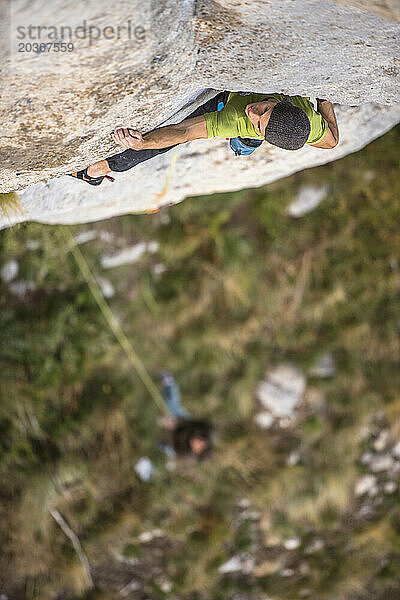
158, 371, 215, 461
70, 91, 339, 185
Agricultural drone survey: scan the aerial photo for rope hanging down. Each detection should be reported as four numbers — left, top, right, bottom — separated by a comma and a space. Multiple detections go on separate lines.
144, 147, 179, 214
64, 231, 168, 415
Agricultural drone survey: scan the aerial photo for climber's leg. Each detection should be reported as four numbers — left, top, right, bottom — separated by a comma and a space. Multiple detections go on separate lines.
87, 159, 111, 177
72, 90, 230, 180
107, 145, 177, 172
106, 90, 230, 173
68, 165, 115, 186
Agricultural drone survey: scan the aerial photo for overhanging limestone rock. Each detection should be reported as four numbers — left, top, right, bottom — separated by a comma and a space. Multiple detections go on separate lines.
1, 0, 399, 226
3, 101, 399, 228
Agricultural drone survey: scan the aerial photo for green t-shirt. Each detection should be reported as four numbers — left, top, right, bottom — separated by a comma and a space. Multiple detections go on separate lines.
204, 92, 328, 146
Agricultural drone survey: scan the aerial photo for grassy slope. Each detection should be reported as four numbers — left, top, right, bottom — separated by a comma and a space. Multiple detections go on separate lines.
0, 126, 399, 600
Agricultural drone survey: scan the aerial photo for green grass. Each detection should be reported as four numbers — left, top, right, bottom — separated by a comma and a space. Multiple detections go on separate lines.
0, 126, 400, 599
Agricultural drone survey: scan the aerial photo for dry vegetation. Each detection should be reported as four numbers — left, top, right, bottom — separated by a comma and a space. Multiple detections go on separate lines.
1, 126, 400, 599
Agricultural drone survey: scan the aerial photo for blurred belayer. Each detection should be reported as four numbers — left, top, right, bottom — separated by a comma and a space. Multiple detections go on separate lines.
70, 92, 339, 185
158, 371, 215, 461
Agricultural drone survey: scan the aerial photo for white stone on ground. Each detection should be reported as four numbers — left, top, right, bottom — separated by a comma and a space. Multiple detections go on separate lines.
373, 429, 389, 452
383, 481, 397, 494
95, 276, 115, 298
74, 230, 98, 245
254, 412, 274, 429
138, 529, 164, 543
134, 457, 153, 482
287, 452, 301, 466
153, 263, 166, 276
287, 184, 329, 217
101, 241, 159, 269
1, 259, 19, 282
284, 537, 301, 550
304, 538, 325, 554
361, 452, 374, 465
256, 364, 306, 418
392, 441, 400, 460
9, 280, 36, 298
219, 556, 243, 574
369, 455, 395, 473
120, 579, 141, 597
26, 240, 40, 250
355, 474, 377, 497
308, 353, 336, 378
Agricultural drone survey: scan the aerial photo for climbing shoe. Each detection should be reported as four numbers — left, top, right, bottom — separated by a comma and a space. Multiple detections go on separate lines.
69, 167, 115, 186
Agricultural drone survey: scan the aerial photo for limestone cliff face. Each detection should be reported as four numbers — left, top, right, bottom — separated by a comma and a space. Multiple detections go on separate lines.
1, 0, 399, 227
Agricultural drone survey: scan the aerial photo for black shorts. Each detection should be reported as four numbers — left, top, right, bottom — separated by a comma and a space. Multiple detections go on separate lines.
107, 91, 229, 173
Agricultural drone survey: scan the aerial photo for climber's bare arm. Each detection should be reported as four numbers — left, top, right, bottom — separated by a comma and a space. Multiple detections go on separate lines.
309, 100, 339, 149
111, 115, 208, 151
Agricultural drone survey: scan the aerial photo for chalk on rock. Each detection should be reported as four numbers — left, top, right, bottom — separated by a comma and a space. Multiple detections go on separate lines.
134, 457, 153, 482
287, 184, 329, 218
256, 364, 306, 418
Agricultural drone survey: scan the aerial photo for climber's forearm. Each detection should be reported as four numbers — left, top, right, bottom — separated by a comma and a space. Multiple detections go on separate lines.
141, 123, 190, 150
317, 100, 339, 145
112, 116, 208, 151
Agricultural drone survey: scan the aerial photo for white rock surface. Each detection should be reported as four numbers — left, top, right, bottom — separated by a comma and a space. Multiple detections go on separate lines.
1, 0, 400, 227
287, 184, 329, 217
256, 364, 306, 418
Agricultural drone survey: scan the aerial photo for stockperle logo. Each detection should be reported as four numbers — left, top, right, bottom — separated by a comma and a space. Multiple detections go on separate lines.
15, 20, 146, 50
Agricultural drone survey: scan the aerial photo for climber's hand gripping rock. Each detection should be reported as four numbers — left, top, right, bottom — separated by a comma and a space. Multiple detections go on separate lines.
111, 128, 144, 150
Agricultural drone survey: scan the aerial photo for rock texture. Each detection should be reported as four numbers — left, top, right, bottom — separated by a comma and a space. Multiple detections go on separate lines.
1, 0, 400, 227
